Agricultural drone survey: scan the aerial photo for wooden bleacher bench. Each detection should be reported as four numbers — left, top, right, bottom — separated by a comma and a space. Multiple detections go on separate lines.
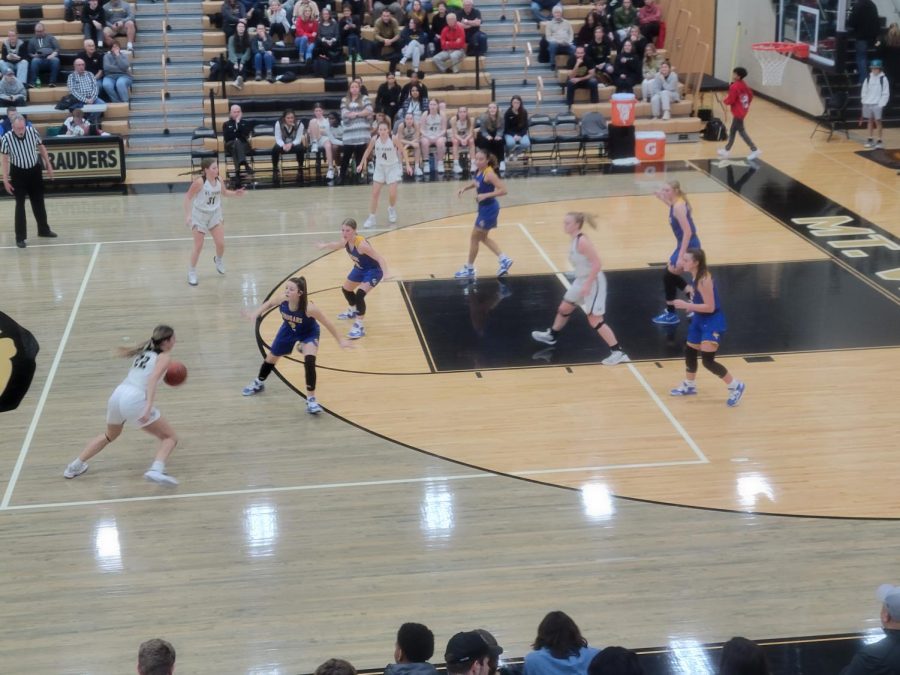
351, 71, 492, 91
569, 102, 703, 136
201, 78, 327, 96
0, 19, 84, 36
353, 56, 484, 76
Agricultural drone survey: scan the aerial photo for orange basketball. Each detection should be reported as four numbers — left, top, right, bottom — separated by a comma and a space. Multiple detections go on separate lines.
164, 360, 187, 387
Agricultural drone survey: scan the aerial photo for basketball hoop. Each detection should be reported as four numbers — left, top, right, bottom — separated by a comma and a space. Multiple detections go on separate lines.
751, 42, 810, 86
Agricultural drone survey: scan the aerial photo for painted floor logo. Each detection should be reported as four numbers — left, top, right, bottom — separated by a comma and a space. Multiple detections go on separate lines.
0, 312, 40, 413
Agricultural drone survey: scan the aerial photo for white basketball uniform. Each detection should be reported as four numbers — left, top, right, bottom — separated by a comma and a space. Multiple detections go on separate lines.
190, 177, 223, 233
372, 135, 402, 184
422, 113, 442, 142
563, 233, 607, 316
106, 350, 162, 429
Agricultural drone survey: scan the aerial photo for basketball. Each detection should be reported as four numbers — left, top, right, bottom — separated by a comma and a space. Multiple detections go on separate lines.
164, 360, 187, 387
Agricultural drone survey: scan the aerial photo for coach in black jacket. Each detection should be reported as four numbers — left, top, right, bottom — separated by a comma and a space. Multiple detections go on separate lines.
841, 584, 900, 675
222, 103, 253, 186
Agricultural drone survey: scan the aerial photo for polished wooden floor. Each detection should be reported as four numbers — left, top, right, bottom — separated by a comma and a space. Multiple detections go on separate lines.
2, 100, 899, 674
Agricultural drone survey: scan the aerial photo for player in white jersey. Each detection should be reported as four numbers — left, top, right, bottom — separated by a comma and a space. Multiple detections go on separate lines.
358, 121, 412, 229
531, 212, 629, 366
63, 325, 182, 485
182, 158, 245, 286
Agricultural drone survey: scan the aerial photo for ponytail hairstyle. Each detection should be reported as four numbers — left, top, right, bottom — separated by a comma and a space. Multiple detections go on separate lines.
476, 148, 499, 171
567, 211, 598, 230
686, 247, 708, 283
288, 276, 309, 315
667, 179, 691, 209
119, 324, 175, 358
199, 156, 217, 179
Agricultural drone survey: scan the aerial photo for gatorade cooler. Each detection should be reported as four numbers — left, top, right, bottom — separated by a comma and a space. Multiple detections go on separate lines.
610, 93, 637, 127
635, 131, 666, 161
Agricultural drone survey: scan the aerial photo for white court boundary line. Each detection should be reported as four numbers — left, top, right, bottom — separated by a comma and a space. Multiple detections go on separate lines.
1, 242, 103, 509
3, 457, 706, 512
516, 222, 709, 464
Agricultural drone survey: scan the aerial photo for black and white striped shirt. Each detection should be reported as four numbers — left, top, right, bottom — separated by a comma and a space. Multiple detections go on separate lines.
0, 125, 42, 168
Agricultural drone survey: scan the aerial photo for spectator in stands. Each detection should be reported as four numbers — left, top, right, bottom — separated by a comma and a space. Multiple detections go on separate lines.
339, 79, 373, 183
63, 107, 93, 136
430, 3, 449, 55
459, 0, 486, 55
376, 72, 402, 122
228, 20, 252, 88
374, 0, 406, 25
272, 109, 305, 183
640, 42, 660, 100
294, 0, 320, 21
584, 26, 614, 84
77, 39, 105, 92
1, 31, 30, 85
588, 647, 643, 675
879, 23, 900, 84
400, 69, 429, 107
474, 630, 503, 675
524, 611, 601, 675
385, 622, 438, 675
623, 25, 646, 57
223, 103, 254, 185
565, 46, 599, 109
267, 0, 291, 43
82, 0, 107, 49
222, 0, 248, 40
409, 1, 430, 34
841, 585, 900, 675
237, 0, 265, 27
0, 70, 26, 106
400, 83, 425, 120
399, 18, 428, 71
251, 23, 276, 81
307, 102, 337, 180
449, 105, 475, 173
545, 5, 574, 70
27, 24, 61, 88
419, 98, 447, 172
503, 94, 530, 159
294, 4, 318, 62
576, 13, 600, 49
531, 0, 557, 29
719, 637, 770, 675
848, 0, 881, 84
612, 39, 640, 92
612, 0, 637, 42
434, 13, 466, 73
476, 101, 505, 171
592, 0, 613, 34
649, 60, 677, 119
339, 5, 363, 60
102, 42, 133, 102
315, 9, 342, 62
637, 0, 660, 45
316, 659, 357, 675
103, 0, 136, 53
137, 639, 176, 675
0, 106, 32, 135
373, 9, 402, 62
445, 632, 501, 675
68, 58, 102, 123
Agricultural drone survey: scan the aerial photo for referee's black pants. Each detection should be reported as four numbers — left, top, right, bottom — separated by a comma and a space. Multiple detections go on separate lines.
11, 163, 51, 243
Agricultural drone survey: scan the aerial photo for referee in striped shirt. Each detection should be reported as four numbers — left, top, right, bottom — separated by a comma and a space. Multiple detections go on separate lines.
1, 114, 56, 248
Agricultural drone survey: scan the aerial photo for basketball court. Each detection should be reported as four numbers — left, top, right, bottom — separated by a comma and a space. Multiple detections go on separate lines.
2, 34, 900, 675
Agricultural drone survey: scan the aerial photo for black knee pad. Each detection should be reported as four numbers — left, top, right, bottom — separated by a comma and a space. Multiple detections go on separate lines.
684, 345, 699, 374
355, 288, 367, 316
701, 350, 728, 378
342, 288, 356, 306
304, 355, 317, 392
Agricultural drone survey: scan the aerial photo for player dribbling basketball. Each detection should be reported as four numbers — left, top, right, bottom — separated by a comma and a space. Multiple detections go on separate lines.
63, 325, 182, 485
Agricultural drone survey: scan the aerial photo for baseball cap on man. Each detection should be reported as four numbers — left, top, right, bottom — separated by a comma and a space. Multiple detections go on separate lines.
877, 584, 900, 618
445, 632, 501, 665
869, 59, 883, 69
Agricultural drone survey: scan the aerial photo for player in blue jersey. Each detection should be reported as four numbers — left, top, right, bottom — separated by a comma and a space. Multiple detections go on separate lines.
454, 149, 513, 279
669, 248, 745, 407
652, 179, 701, 325
317, 217, 391, 340
241, 276, 351, 413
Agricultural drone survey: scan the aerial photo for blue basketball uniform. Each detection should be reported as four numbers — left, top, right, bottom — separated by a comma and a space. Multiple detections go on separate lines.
345, 234, 384, 285
270, 301, 321, 356
686, 278, 727, 346
669, 198, 701, 267
474, 167, 500, 230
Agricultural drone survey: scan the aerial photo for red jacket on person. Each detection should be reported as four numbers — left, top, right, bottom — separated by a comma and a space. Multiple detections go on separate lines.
724, 79, 753, 119
295, 17, 318, 40
439, 23, 466, 51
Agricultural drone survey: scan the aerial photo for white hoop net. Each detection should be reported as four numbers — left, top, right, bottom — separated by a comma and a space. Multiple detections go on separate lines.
752, 43, 797, 86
